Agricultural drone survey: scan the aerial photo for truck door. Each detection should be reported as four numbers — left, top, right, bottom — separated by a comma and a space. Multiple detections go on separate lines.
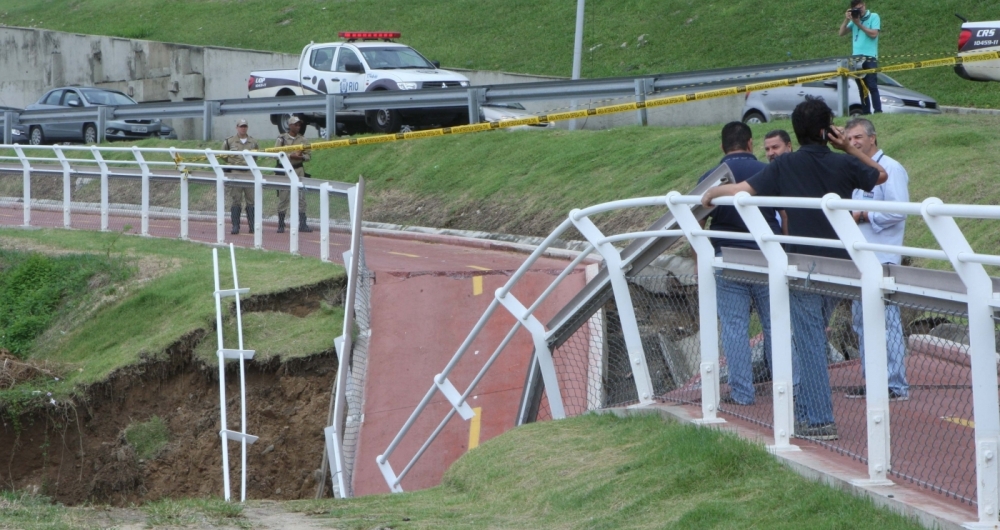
303, 46, 339, 95
333, 48, 366, 94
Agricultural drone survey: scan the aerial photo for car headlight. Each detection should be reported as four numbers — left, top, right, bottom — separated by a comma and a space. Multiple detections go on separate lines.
460, 81, 470, 87
880, 95, 904, 107
397, 82, 418, 90
11, 128, 23, 136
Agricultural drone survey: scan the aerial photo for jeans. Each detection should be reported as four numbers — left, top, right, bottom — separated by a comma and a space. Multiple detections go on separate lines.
854, 59, 882, 113
790, 291, 836, 426
851, 300, 909, 396
716, 271, 772, 404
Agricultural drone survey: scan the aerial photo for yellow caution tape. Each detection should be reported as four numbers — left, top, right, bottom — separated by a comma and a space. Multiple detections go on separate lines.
174, 50, 1000, 166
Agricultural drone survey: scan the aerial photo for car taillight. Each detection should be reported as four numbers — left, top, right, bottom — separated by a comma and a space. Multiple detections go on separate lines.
248, 76, 256, 91
959, 29, 972, 51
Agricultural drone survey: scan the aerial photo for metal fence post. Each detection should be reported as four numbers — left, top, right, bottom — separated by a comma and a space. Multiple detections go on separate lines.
2, 111, 16, 145
635, 78, 652, 126
319, 183, 331, 262
822, 194, 893, 484
728, 192, 798, 451
838, 58, 851, 117
132, 147, 151, 236
324, 94, 340, 140
97, 106, 109, 143
13, 145, 30, 227
245, 154, 264, 250
666, 193, 725, 424
91, 148, 110, 231
169, 148, 190, 240
206, 152, 226, 244
203, 100, 220, 141
467, 88, 485, 125
278, 153, 301, 255
922, 198, 1000, 526
52, 146, 72, 228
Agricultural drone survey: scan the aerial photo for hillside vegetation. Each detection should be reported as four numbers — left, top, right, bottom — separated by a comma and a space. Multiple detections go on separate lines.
0, 0, 997, 108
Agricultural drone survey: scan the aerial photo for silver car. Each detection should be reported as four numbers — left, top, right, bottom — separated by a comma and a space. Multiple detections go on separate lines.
25, 87, 177, 145
741, 73, 940, 123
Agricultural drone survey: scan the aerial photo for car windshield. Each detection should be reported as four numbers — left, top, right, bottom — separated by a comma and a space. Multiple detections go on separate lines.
359, 47, 435, 69
80, 89, 137, 106
876, 74, 903, 87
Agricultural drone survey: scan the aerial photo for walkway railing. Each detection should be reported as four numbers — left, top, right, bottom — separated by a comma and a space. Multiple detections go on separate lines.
379, 175, 1000, 527
0, 142, 366, 500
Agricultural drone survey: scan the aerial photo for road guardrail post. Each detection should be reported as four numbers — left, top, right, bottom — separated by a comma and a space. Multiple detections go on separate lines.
635, 78, 653, 126
203, 100, 220, 141
838, 58, 851, 117
324, 94, 343, 140
97, 106, 109, 143
467, 88, 485, 125
2, 111, 16, 144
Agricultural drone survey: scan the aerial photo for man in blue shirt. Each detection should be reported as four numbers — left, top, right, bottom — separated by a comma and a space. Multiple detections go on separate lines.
697, 122, 781, 405
839, 1, 882, 113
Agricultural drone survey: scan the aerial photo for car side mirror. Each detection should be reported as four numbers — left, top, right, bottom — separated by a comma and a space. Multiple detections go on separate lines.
432, 60, 440, 69
67, 99, 81, 107
345, 62, 364, 74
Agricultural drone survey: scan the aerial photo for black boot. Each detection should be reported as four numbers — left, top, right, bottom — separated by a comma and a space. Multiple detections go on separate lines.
299, 213, 313, 232
230, 206, 241, 234
245, 206, 255, 234
277, 212, 286, 234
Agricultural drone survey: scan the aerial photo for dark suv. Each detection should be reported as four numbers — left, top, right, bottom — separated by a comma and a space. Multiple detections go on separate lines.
25, 87, 177, 145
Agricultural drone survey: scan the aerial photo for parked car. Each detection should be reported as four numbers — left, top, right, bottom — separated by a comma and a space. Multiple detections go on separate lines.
1, 106, 29, 143
480, 103, 553, 130
955, 15, 1000, 82
741, 73, 939, 124
25, 87, 177, 145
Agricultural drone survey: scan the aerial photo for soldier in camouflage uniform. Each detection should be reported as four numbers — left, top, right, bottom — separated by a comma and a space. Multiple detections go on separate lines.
274, 116, 312, 233
223, 119, 260, 234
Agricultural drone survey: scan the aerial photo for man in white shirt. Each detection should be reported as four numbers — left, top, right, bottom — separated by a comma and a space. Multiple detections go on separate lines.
843, 117, 909, 400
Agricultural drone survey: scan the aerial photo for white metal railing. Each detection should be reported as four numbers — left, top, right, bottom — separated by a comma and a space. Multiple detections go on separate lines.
380, 188, 1000, 527
0, 143, 365, 500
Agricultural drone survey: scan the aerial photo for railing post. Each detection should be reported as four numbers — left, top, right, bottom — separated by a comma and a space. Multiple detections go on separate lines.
319, 183, 331, 262
13, 145, 30, 227
278, 153, 301, 255
52, 146, 72, 228
169, 148, 190, 240
570, 210, 656, 407
728, 192, 798, 451
245, 154, 265, 250
635, 78, 652, 126
821, 194, 893, 484
666, 192, 725, 424
922, 198, 1000, 527
90, 148, 110, 231
206, 152, 226, 244
132, 147, 151, 236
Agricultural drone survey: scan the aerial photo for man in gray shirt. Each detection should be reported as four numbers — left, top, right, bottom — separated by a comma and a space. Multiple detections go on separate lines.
843, 117, 909, 400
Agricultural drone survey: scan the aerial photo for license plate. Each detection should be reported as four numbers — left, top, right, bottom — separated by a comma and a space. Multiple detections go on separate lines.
131, 126, 148, 133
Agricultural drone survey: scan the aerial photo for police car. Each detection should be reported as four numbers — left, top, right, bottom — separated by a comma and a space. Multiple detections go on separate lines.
955, 16, 1000, 82
247, 32, 471, 134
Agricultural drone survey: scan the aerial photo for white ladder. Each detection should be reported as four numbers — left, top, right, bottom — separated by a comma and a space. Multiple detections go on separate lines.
212, 243, 258, 502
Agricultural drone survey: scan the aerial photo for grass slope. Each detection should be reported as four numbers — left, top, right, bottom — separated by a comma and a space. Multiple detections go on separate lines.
0, 414, 925, 529
0, 229, 344, 402
0, 0, 996, 108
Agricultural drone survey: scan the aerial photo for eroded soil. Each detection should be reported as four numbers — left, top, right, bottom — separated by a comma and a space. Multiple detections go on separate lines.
0, 283, 342, 507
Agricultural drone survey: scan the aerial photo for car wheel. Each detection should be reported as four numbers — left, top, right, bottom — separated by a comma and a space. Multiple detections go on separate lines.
83, 124, 98, 145
29, 126, 45, 145
742, 111, 767, 124
366, 108, 402, 134
849, 105, 866, 117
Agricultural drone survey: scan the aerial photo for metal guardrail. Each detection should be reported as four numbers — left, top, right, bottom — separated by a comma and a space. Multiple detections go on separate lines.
1, 56, 857, 143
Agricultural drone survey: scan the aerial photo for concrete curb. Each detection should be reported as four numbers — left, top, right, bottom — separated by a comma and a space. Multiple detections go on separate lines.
597, 405, 970, 530
940, 105, 1000, 116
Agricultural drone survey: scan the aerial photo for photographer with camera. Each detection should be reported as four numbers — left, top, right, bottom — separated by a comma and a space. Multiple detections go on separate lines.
839, 1, 881, 114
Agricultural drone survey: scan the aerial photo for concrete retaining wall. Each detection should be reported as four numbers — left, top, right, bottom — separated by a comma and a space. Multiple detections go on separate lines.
1, 26, 740, 142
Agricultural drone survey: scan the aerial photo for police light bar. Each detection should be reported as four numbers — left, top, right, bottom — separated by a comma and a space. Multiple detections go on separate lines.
339, 31, 401, 40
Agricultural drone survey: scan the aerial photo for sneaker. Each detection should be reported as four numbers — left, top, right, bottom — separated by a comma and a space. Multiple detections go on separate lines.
797, 422, 839, 441
889, 389, 910, 401
844, 386, 865, 399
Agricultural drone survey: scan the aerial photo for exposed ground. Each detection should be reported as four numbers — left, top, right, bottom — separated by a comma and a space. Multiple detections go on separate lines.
1, 303, 338, 507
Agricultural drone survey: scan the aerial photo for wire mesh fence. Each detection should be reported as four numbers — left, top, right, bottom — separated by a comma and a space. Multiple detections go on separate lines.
533, 271, 986, 505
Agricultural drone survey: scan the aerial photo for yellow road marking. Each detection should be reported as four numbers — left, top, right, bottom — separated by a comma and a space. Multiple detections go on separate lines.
942, 416, 975, 428
467, 265, 491, 271
473, 276, 483, 296
469, 407, 482, 450
388, 251, 420, 258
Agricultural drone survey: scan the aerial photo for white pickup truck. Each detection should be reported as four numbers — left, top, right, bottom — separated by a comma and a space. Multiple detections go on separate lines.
248, 32, 471, 134
956, 16, 1000, 82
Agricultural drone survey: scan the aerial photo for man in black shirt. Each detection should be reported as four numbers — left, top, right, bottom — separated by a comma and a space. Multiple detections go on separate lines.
701, 99, 886, 440
698, 122, 780, 405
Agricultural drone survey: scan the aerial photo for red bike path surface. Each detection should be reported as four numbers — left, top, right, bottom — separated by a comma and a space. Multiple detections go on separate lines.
0, 205, 985, 525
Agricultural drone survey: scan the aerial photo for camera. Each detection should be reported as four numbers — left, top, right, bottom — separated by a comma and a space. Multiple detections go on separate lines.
850, 7, 862, 17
